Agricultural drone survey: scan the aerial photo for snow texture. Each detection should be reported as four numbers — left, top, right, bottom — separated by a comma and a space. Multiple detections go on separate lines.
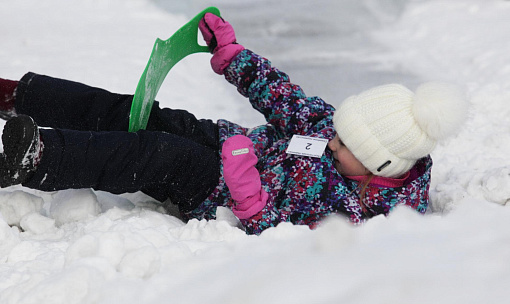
2, 0, 510, 303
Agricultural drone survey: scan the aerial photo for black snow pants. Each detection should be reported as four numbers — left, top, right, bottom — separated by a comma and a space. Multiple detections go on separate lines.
13, 72, 221, 213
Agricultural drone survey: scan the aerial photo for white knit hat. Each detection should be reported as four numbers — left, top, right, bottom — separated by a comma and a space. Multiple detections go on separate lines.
333, 82, 467, 178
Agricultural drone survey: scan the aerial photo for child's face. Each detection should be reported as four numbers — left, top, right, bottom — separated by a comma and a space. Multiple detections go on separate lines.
328, 135, 369, 176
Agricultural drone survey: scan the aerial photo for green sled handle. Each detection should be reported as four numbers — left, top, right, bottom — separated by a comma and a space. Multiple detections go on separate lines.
128, 7, 221, 132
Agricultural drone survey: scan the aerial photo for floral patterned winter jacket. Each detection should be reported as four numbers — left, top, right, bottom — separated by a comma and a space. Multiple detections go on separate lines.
184, 50, 432, 235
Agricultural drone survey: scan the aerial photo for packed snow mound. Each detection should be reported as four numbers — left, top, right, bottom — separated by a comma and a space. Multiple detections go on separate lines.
0, 191, 44, 226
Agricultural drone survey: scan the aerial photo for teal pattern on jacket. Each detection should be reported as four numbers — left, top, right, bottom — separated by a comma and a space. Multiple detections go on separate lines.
184, 50, 432, 235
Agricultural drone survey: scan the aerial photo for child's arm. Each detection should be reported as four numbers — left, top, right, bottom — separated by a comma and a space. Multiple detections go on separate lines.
200, 13, 334, 137
224, 51, 335, 137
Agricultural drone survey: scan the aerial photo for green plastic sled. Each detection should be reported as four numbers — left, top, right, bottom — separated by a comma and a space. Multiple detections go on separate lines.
128, 7, 221, 132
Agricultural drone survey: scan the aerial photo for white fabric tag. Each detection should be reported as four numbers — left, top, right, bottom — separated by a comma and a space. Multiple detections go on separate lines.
286, 135, 328, 158
232, 148, 249, 156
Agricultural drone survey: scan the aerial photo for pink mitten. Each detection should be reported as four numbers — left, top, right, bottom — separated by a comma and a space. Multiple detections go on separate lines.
199, 13, 245, 75
222, 135, 268, 219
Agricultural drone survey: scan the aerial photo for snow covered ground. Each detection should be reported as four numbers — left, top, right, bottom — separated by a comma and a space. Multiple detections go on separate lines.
1, 0, 510, 303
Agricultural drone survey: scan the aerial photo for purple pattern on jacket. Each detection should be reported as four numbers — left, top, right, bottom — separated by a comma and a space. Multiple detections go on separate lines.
183, 50, 432, 235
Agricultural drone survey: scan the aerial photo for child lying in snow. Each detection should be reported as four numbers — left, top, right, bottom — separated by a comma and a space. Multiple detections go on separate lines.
0, 13, 467, 235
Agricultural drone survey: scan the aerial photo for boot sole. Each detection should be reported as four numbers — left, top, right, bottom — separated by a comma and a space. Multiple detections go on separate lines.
2, 114, 39, 170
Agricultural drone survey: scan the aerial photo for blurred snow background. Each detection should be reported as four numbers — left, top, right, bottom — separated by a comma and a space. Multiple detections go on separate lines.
1, 0, 510, 303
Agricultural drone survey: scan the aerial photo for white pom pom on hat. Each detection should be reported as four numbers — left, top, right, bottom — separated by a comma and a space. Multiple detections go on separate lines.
413, 82, 468, 140
333, 82, 467, 178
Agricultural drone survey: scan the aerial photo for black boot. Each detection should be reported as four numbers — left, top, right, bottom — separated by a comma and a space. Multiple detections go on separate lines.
0, 115, 43, 187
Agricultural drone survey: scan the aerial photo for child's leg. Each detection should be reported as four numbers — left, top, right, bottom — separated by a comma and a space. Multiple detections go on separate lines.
16, 72, 133, 131
15, 72, 219, 150
146, 105, 219, 151
23, 128, 220, 213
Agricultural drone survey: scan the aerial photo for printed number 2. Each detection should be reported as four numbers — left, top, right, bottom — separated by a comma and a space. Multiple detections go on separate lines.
305, 143, 312, 150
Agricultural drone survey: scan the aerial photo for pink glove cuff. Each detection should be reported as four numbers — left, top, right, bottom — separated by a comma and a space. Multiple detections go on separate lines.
211, 44, 245, 75
232, 189, 269, 219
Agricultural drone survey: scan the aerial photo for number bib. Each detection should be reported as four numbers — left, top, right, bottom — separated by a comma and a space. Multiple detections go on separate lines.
286, 135, 328, 158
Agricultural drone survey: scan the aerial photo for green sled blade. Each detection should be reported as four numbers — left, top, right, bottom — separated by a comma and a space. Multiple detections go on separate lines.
128, 7, 221, 132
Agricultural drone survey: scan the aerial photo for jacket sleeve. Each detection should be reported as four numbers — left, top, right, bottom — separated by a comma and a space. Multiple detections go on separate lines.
239, 199, 282, 235
224, 49, 335, 138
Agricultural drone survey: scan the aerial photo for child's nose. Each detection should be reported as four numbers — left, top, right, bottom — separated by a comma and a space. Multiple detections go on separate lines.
327, 140, 335, 151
